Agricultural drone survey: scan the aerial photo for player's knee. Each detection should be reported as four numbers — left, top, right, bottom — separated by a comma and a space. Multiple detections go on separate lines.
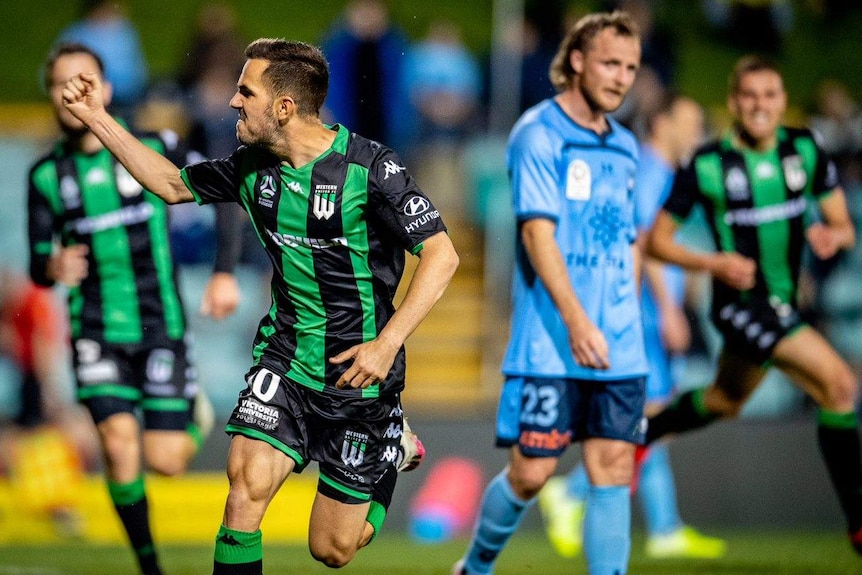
309, 539, 357, 568
707, 387, 745, 417
821, 369, 859, 411
147, 456, 188, 477
508, 465, 553, 499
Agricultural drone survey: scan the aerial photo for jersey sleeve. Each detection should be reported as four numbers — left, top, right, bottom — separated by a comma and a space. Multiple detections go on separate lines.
662, 161, 699, 222
812, 147, 841, 200
507, 122, 560, 223
27, 170, 58, 287
180, 148, 244, 205
367, 148, 447, 254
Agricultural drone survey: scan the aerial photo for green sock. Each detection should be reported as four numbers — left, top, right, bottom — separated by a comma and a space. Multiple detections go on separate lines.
213, 525, 263, 575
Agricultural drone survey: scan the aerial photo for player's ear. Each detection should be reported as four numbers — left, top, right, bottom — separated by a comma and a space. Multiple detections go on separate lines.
569, 49, 585, 76
274, 95, 294, 122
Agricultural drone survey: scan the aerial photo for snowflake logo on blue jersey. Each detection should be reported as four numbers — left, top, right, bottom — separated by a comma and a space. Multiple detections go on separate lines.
588, 203, 625, 249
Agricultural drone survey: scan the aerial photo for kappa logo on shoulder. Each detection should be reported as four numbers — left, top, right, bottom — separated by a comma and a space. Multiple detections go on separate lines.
382, 159, 406, 180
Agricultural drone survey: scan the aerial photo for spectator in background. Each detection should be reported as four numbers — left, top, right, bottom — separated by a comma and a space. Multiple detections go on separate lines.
518, 0, 567, 113
56, 0, 149, 118
0, 268, 99, 536
320, 0, 409, 149
701, 0, 793, 54
403, 20, 483, 146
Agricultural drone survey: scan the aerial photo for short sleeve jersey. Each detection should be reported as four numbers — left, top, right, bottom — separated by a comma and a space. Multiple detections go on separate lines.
635, 144, 685, 309
663, 127, 839, 312
180, 125, 447, 398
501, 99, 647, 380
28, 128, 189, 344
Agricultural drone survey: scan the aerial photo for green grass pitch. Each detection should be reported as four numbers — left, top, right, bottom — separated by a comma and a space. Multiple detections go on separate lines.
2, 530, 860, 575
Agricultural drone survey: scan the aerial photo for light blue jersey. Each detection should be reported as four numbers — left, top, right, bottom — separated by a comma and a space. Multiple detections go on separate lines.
502, 99, 647, 381
635, 144, 686, 401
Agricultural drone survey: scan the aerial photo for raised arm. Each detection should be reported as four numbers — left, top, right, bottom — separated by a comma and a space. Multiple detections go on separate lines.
62, 72, 193, 204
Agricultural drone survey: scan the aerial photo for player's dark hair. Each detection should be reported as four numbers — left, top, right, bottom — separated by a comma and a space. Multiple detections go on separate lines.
549, 10, 640, 92
728, 54, 783, 94
43, 42, 105, 92
245, 38, 329, 117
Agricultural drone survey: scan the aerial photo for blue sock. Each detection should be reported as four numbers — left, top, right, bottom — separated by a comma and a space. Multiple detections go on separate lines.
583, 485, 631, 575
463, 471, 531, 575
637, 443, 683, 536
566, 462, 590, 501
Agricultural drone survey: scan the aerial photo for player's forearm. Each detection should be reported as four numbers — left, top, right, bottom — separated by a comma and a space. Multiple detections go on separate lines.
522, 220, 590, 328
86, 110, 193, 204
377, 233, 459, 349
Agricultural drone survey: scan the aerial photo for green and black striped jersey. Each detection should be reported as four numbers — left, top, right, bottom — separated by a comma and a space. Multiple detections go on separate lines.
180, 125, 447, 398
665, 126, 839, 312
28, 129, 192, 345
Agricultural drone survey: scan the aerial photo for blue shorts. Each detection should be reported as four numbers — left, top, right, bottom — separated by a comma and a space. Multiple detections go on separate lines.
496, 376, 646, 457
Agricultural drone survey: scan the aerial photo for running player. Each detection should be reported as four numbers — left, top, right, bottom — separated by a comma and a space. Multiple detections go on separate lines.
59, 38, 459, 574
29, 42, 239, 575
644, 54, 862, 554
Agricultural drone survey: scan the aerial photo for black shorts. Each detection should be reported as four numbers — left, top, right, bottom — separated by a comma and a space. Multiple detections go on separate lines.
226, 366, 403, 503
72, 337, 196, 429
712, 300, 805, 365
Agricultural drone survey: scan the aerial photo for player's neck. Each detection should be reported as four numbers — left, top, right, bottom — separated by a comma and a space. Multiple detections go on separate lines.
734, 126, 777, 152
275, 120, 337, 169
67, 129, 105, 155
555, 91, 608, 134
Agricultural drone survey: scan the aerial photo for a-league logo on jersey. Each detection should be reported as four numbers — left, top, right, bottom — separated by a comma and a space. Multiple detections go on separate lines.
313, 184, 337, 220
258, 175, 277, 208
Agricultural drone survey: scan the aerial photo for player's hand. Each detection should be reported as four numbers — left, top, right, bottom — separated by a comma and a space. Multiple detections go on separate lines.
62, 72, 105, 125
567, 315, 610, 370
330, 338, 399, 389
200, 272, 240, 320
47, 245, 90, 287
660, 304, 691, 354
806, 223, 841, 260
711, 252, 756, 291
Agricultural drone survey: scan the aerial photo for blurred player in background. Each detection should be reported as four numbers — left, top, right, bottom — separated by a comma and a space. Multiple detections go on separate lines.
28, 43, 239, 575
538, 92, 727, 560
454, 11, 645, 575
644, 54, 862, 555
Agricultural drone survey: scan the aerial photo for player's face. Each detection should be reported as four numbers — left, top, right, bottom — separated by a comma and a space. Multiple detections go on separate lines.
48, 53, 112, 134
230, 59, 280, 147
571, 28, 641, 114
729, 69, 786, 148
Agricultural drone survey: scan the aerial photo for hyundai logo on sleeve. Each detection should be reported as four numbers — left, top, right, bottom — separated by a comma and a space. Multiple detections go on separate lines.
403, 196, 430, 217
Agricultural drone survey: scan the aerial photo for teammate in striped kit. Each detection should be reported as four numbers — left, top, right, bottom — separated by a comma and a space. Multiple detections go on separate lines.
644, 54, 862, 554
28, 43, 240, 575
59, 38, 459, 574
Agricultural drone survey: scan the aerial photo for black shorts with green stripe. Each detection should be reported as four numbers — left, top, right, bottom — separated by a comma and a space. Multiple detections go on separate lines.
226, 366, 403, 504
712, 299, 805, 365
73, 337, 195, 429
